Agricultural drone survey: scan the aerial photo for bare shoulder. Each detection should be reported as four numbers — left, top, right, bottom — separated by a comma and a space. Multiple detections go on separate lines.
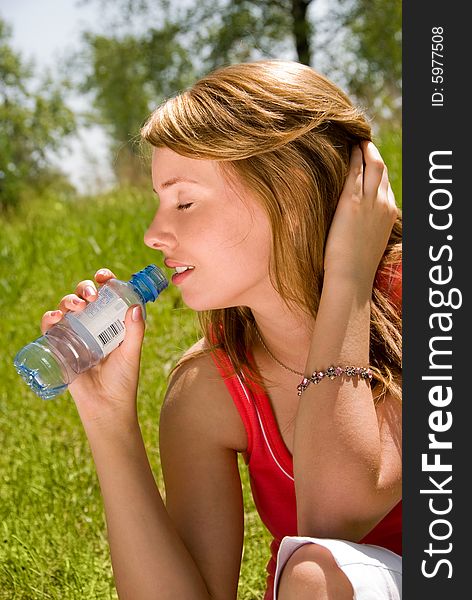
165, 337, 222, 401
160, 338, 247, 453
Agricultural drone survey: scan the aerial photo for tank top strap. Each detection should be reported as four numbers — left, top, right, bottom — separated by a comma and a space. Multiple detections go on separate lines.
210, 346, 295, 480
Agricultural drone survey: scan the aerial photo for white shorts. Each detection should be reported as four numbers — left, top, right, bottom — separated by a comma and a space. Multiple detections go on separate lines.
274, 536, 402, 600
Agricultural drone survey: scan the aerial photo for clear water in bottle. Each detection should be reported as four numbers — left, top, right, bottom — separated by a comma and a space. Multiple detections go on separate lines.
14, 264, 168, 400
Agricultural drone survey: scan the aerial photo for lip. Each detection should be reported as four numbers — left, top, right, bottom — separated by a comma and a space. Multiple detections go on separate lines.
164, 259, 194, 269
171, 268, 194, 286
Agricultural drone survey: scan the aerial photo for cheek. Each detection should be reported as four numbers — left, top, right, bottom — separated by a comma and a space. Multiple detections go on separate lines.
180, 227, 272, 310
226, 200, 271, 252
213, 218, 272, 289
216, 213, 271, 275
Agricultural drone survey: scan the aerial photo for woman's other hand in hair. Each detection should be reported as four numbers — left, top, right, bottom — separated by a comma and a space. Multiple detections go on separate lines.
323, 141, 398, 287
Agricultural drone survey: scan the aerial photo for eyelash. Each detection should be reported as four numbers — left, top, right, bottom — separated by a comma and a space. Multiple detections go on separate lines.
177, 202, 194, 211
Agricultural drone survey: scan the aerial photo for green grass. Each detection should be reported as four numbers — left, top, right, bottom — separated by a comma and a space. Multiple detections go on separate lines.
0, 189, 272, 599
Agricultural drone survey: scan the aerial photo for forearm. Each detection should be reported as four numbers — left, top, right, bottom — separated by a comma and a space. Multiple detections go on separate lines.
82, 420, 210, 600
293, 275, 385, 538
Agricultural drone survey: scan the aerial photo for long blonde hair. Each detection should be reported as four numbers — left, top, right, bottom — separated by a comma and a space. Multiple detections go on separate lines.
141, 60, 402, 402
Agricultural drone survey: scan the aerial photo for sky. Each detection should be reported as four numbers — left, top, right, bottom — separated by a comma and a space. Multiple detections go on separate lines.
1, 0, 115, 193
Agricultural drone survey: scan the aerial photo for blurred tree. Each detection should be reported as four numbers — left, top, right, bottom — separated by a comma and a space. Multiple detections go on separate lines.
0, 18, 76, 212
84, 0, 314, 66
77, 0, 400, 188
76, 0, 315, 185
180, 0, 314, 68
78, 22, 196, 185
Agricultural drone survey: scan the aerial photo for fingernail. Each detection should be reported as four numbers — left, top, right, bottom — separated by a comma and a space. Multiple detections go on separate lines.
51, 310, 62, 317
132, 306, 142, 321
72, 298, 84, 305
84, 286, 95, 297
96, 269, 109, 277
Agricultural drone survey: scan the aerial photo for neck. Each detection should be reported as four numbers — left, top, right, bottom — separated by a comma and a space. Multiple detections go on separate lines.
251, 300, 314, 376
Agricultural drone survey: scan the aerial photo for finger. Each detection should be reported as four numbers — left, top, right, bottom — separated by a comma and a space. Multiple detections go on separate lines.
74, 280, 98, 301
361, 141, 386, 200
94, 267, 117, 283
379, 162, 389, 196
41, 310, 64, 335
376, 155, 398, 216
376, 163, 391, 210
343, 145, 364, 199
58, 293, 88, 313
119, 305, 146, 365
387, 182, 399, 216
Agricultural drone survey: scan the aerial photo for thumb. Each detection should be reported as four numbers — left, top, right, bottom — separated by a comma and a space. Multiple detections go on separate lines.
119, 304, 146, 363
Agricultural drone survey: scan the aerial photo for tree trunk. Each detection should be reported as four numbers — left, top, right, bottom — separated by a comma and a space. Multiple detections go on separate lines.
291, 0, 313, 65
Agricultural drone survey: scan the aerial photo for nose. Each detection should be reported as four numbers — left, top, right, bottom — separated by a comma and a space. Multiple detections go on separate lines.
144, 211, 178, 252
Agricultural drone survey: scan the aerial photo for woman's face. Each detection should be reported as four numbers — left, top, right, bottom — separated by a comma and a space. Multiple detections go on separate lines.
144, 147, 273, 311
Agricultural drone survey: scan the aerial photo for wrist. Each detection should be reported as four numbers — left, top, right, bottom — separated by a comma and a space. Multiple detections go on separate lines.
322, 268, 374, 299
76, 402, 141, 441
309, 271, 372, 368
82, 421, 145, 464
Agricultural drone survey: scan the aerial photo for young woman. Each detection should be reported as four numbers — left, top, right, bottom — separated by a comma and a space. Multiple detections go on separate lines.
42, 60, 402, 599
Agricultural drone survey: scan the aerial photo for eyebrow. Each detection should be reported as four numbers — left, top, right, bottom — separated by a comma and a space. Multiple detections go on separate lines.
153, 176, 200, 193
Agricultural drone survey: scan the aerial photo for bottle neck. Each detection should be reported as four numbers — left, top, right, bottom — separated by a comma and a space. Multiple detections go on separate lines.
128, 265, 168, 303
128, 276, 152, 304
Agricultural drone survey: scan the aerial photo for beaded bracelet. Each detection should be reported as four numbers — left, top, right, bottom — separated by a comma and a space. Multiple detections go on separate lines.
297, 365, 373, 396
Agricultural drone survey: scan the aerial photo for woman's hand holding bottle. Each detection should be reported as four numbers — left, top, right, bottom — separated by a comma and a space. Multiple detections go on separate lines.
40, 268, 146, 427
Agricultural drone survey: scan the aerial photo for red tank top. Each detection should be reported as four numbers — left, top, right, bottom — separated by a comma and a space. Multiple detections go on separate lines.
210, 351, 402, 600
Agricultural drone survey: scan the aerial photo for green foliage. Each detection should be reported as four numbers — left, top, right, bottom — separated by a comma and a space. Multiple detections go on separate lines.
0, 189, 271, 599
0, 18, 76, 212
326, 0, 402, 126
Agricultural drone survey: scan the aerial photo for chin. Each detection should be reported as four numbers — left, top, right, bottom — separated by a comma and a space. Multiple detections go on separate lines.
180, 291, 243, 313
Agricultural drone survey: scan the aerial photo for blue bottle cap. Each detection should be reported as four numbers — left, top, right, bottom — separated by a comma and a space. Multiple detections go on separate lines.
130, 264, 168, 303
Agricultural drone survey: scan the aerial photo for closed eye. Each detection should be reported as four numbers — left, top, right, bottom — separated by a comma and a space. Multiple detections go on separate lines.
177, 202, 194, 210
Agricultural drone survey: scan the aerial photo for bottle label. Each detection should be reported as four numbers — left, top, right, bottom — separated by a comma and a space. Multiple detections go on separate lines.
73, 286, 129, 356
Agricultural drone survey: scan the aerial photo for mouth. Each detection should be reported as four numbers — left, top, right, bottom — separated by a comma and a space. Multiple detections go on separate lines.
174, 265, 195, 274
164, 259, 195, 284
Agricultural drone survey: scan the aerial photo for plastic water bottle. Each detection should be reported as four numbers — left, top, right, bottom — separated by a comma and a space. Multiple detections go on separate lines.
14, 264, 168, 400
